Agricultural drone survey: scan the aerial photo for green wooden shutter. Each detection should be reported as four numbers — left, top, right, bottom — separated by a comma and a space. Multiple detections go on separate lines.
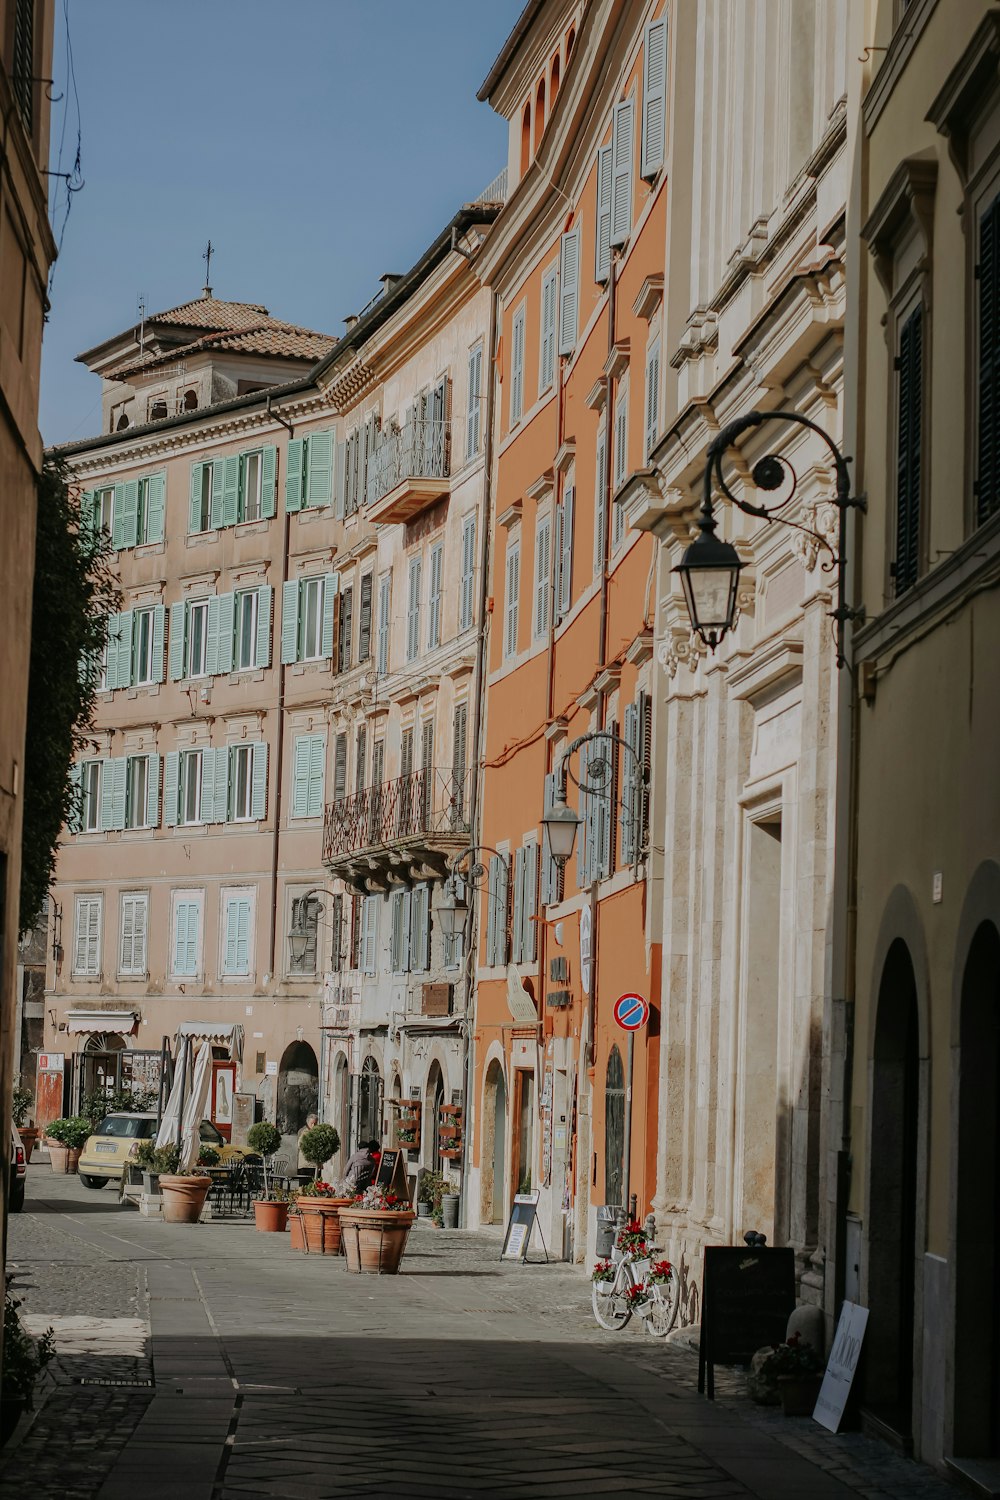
216, 592, 235, 674
895, 307, 923, 593
321, 572, 338, 658
112, 482, 127, 550
251, 742, 268, 820
189, 463, 204, 533
68, 764, 82, 834
145, 472, 166, 542
285, 438, 305, 512
213, 746, 229, 824
291, 737, 310, 818
121, 479, 140, 548
333, 438, 346, 518
255, 584, 272, 668
511, 846, 525, 963
596, 142, 613, 281
558, 227, 580, 354
146, 753, 160, 827
611, 98, 634, 248
306, 430, 334, 506
99, 757, 115, 830
205, 595, 221, 676
116, 610, 134, 689
641, 19, 667, 179
210, 461, 225, 529
151, 605, 166, 683
103, 612, 119, 690
260, 445, 277, 518
80, 490, 97, 536
169, 602, 185, 680
222, 455, 240, 526
164, 751, 180, 827
308, 734, 325, 816
112, 758, 127, 830
281, 580, 299, 663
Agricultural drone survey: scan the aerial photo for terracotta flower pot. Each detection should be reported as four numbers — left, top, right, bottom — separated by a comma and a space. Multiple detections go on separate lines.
253, 1200, 289, 1233
158, 1174, 211, 1224
18, 1128, 38, 1162
297, 1198, 352, 1254
289, 1213, 306, 1251
48, 1144, 81, 1175
778, 1373, 823, 1417
339, 1208, 416, 1274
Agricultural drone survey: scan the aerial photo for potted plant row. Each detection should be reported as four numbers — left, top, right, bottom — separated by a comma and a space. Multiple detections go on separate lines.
44, 1116, 92, 1173
340, 1184, 416, 1274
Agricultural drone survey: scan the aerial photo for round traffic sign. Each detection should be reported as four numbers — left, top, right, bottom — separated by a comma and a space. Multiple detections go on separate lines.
613, 993, 649, 1031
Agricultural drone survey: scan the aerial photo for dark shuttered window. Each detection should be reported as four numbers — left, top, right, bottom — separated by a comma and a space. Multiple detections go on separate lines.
893, 306, 922, 595
977, 193, 1000, 527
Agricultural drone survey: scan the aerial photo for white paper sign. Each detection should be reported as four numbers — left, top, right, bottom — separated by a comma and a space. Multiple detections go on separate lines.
579, 906, 592, 994
813, 1301, 869, 1432
265, 1060, 278, 1076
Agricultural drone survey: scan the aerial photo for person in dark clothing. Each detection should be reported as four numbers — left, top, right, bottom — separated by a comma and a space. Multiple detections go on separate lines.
343, 1139, 380, 1192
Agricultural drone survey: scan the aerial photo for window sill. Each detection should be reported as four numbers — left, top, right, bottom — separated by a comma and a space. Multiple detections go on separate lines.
71, 973, 102, 982
135, 541, 165, 559
296, 505, 330, 524
117, 972, 148, 982
127, 684, 160, 699
228, 668, 265, 684
290, 659, 331, 676
186, 530, 221, 547
235, 519, 271, 536
220, 973, 252, 982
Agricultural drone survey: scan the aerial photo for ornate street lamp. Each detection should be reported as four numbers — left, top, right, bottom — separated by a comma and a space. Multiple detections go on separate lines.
676, 409, 866, 665
437, 846, 508, 944
540, 778, 582, 864
288, 890, 325, 966
436, 875, 467, 945
544, 730, 649, 869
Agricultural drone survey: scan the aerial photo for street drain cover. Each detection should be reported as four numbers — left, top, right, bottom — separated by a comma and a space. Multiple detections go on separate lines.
72, 1378, 154, 1388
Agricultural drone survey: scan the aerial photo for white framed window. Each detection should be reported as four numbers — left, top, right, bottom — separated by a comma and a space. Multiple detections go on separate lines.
133, 607, 156, 685
193, 463, 214, 533
179, 749, 204, 826
361, 895, 379, 974
534, 514, 551, 638
428, 543, 443, 649
187, 599, 209, 678
291, 734, 326, 818
300, 576, 325, 661
229, 744, 253, 822
81, 760, 102, 833
73, 895, 102, 976
119, 892, 148, 977
288, 892, 319, 976
125, 755, 148, 830
172, 894, 202, 979
97, 486, 115, 536
222, 891, 253, 977
136, 477, 151, 544
240, 449, 263, 523
504, 541, 520, 659
234, 589, 259, 672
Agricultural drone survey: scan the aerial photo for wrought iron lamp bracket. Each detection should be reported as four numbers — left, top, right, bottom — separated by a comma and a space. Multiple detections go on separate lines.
560, 729, 648, 800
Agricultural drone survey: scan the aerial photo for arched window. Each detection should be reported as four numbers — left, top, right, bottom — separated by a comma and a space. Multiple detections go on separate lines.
566, 25, 576, 59
550, 53, 561, 98
116, 413, 130, 431
182, 389, 198, 411
520, 101, 531, 177
358, 1055, 382, 1146
534, 78, 546, 149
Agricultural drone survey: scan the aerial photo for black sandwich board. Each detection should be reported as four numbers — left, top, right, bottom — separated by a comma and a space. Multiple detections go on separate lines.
698, 1245, 796, 1399
500, 1190, 548, 1263
373, 1147, 410, 1201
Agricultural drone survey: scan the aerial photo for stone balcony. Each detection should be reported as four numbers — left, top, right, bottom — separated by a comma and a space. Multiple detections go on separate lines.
322, 766, 471, 893
365, 418, 451, 525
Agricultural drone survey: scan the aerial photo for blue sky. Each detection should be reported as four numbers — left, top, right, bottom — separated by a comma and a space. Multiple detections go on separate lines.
41, 0, 523, 445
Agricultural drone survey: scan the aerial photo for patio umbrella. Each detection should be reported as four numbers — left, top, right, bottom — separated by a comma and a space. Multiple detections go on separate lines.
178, 1042, 213, 1172
155, 1035, 189, 1148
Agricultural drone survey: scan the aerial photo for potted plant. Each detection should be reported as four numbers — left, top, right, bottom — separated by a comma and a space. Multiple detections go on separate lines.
12, 1087, 36, 1161
44, 1116, 91, 1174
623, 1282, 653, 1320
246, 1121, 287, 1232
292, 1178, 354, 1254
417, 1170, 446, 1222
1, 1283, 55, 1445
616, 1218, 650, 1278
591, 1259, 616, 1296
339, 1184, 416, 1274
298, 1123, 340, 1178
755, 1333, 824, 1416
144, 1144, 211, 1224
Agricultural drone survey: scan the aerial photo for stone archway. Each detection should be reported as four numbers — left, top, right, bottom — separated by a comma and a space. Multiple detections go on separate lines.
954, 919, 1000, 1457
427, 1060, 445, 1174
865, 938, 920, 1440
481, 1058, 507, 1224
276, 1041, 318, 1135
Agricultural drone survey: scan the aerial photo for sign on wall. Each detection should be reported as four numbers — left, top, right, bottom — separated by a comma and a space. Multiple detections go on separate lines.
579, 907, 592, 994
37, 1052, 64, 1073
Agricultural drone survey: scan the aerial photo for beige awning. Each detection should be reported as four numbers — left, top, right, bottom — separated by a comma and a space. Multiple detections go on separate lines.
176, 1021, 244, 1058
67, 1010, 138, 1036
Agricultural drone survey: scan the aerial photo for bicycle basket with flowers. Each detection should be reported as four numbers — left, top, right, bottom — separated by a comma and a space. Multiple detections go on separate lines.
591, 1259, 615, 1290
623, 1282, 651, 1309
649, 1259, 673, 1285
615, 1219, 648, 1256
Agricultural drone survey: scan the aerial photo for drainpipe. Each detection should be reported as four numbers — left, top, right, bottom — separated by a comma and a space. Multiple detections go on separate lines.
460, 286, 499, 1227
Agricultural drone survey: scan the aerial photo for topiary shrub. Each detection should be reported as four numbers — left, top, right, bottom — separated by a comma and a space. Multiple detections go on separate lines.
247, 1122, 282, 1158
298, 1124, 339, 1169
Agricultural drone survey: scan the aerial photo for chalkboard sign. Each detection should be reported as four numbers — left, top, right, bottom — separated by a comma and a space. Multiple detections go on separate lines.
373, 1147, 410, 1201
500, 1191, 548, 1263
698, 1246, 796, 1399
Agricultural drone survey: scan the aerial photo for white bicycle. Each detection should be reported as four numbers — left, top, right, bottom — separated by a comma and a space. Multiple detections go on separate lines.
591, 1242, 679, 1338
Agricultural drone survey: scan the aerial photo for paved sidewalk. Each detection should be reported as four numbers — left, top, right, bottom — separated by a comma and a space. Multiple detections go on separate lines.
1, 1165, 957, 1499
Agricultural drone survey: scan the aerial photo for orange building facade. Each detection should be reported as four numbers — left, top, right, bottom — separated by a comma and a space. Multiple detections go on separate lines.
469, 0, 668, 1261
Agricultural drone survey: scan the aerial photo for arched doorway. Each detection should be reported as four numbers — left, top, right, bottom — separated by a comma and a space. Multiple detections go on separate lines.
427, 1061, 446, 1174
481, 1060, 507, 1224
331, 1052, 349, 1173
79, 1033, 127, 1111
865, 938, 920, 1439
954, 920, 1000, 1457
605, 1045, 625, 1207
358, 1056, 382, 1148
276, 1041, 318, 1135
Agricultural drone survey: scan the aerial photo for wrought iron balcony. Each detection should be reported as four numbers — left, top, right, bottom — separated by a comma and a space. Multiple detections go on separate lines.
365, 418, 451, 524
323, 766, 471, 893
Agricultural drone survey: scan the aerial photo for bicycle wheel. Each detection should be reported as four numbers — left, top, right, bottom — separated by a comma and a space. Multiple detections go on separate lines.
644, 1274, 680, 1338
592, 1270, 633, 1331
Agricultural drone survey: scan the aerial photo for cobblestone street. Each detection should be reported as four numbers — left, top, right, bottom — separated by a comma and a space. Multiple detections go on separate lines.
1, 1166, 958, 1499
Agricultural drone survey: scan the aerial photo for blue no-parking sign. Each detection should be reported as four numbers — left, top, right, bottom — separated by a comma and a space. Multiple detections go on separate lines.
613, 993, 649, 1031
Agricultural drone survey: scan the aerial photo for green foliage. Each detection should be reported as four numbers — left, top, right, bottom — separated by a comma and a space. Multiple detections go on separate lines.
81, 1086, 157, 1127
298, 1123, 339, 1168
3, 1285, 55, 1407
247, 1121, 282, 1158
11, 1086, 32, 1128
197, 1146, 220, 1167
758, 1334, 824, 1382
417, 1169, 449, 1207
19, 459, 121, 933
45, 1116, 92, 1149
135, 1142, 181, 1175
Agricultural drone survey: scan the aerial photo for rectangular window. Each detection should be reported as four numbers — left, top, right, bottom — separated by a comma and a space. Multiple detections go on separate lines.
229, 744, 254, 822
81, 760, 102, 833
358, 573, 373, 662
406, 557, 422, 662
534, 514, 551, 638
97, 487, 115, 537
644, 339, 660, 462
504, 541, 520, 660
540, 265, 558, 392
333, 733, 348, 803
641, 18, 668, 179
187, 599, 209, 678
73, 895, 102, 976
510, 303, 526, 427
377, 573, 391, 674
301, 576, 325, 661
119, 893, 148, 976
390, 888, 412, 973
466, 342, 483, 458
222, 894, 252, 976
977, 192, 1000, 527
355, 724, 367, 792
428, 543, 443, 649
330, 893, 345, 971
194, 464, 213, 533
613, 375, 629, 549
240, 450, 262, 522
595, 142, 613, 283
234, 589, 259, 672
172, 897, 201, 978
288, 894, 319, 975
338, 585, 353, 672
558, 487, 574, 619
460, 515, 476, 631
179, 750, 204, 825
361, 894, 379, 974
894, 305, 923, 595
133, 607, 155, 685
125, 755, 148, 830
136, 477, 150, 544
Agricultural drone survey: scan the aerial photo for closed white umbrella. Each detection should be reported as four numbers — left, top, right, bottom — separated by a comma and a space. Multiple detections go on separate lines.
155, 1037, 188, 1148
178, 1043, 213, 1172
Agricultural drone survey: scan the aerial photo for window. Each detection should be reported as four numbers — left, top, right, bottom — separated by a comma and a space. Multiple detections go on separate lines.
330, 893, 345, 971
125, 755, 149, 830
558, 487, 574, 620
641, 18, 668, 180
179, 750, 204, 825
511, 841, 538, 964
173, 897, 201, 978
192, 447, 275, 530
893, 306, 923, 594
644, 340, 660, 461
534, 514, 551, 638
355, 725, 367, 791
73, 895, 102, 976
333, 733, 348, 803
358, 573, 373, 662
576, 733, 617, 884
485, 855, 510, 967
558, 227, 581, 354
222, 894, 252, 976
540, 266, 558, 391
594, 422, 608, 577
406, 557, 422, 662
291, 734, 325, 818
610, 97, 635, 248
510, 303, 526, 426
97, 486, 115, 536
285, 430, 334, 513
977, 192, 1000, 527
119, 893, 148, 977
149, 398, 168, 422
187, 599, 209, 677
466, 342, 483, 458
460, 515, 476, 630
388, 886, 429, 973
428, 543, 444, 649
234, 590, 259, 672
301, 576, 325, 661
104, 606, 165, 690
338, 585, 353, 672
229, 744, 254, 822
596, 142, 613, 283
240, 450, 262, 523
191, 462, 215, 533
390, 888, 411, 972
81, 761, 101, 833
136, 474, 165, 545
133, 607, 156, 685
504, 542, 520, 659
377, 573, 391, 674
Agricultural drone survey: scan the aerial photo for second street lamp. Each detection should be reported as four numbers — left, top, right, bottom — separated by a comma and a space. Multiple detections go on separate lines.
541, 779, 583, 865
544, 729, 649, 869
674, 502, 743, 650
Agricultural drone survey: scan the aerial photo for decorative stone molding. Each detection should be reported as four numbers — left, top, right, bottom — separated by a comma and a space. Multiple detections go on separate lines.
657, 626, 707, 678
861, 154, 937, 295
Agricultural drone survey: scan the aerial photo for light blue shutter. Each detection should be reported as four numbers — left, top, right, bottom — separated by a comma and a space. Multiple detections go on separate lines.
116, 611, 134, 688
428, 543, 443, 648
559, 488, 574, 618
104, 612, 119, 690
611, 98, 635, 248
174, 903, 189, 975
596, 143, 613, 282
281, 580, 299, 663
558, 227, 580, 354
362, 896, 378, 974
540, 267, 557, 389
466, 343, 482, 457
594, 424, 608, 575
210, 462, 225, 529
169, 602, 185, 680
255, 585, 272, 668
377, 574, 391, 674
485, 857, 498, 966
111, 758, 127, 830
251, 742, 268, 820
523, 841, 538, 961
79, 490, 96, 536
224, 900, 239, 973
151, 605, 166, 683
333, 439, 347, 518
460, 515, 476, 630
285, 439, 305, 513
291, 736, 310, 817
145, 753, 160, 827
196, 748, 213, 824
164, 752, 179, 826
308, 735, 325, 816
216, 592, 235, 675
510, 305, 525, 425
213, 747, 229, 825
121, 480, 139, 547
496, 855, 509, 966
222, 455, 240, 526
641, 18, 667, 179
511, 846, 525, 963
321, 573, 338, 659
205, 596, 220, 676
406, 558, 421, 661
145, 473, 166, 543
260, 445, 277, 518
411, 884, 429, 972
306, 430, 334, 506
99, 757, 115, 830
189, 464, 203, 533
644, 340, 660, 460
112, 482, 126, 549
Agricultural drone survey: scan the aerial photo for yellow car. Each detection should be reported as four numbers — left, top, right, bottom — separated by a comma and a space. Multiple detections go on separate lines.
78, 1112, 256, 1187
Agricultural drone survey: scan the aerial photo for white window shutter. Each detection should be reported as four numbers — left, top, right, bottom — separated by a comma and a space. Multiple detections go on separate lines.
644, 340, 661, 461
540, 267, 557, 390
146, 753, 160, 828
641, 18, 667, 179
621, 702, 638, 865
511, 847, 525, 964
291, 736, 309, 818
510, 305, 525, 425
362, 896, 378, 974
466, 343, 482, 458
594, 425, 608, 577
595, 142, 613, 282
522, 841, 538, 962
504, 543, 520, 659
559, 488, 574, 618
307, 430, 334, 506
460, 515, 476, 630
611, 98, 635, 247
321, 573, 338, 659
255, 585, 272, 668
558, 228, 580, 355
164, 752, 180, 826
281, 580, 300, 664
377, 573, 391, 674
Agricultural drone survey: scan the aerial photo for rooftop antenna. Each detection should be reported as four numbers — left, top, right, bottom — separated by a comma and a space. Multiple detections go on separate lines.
137, 293, 146, 349
202, 239, 214, 298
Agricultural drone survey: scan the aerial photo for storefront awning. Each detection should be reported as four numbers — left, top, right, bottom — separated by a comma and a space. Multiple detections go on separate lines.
176, 1021, 244, 1058
67, 1010, 139, 1036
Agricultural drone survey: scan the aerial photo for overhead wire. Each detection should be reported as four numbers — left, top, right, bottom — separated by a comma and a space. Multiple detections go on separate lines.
48, 0, 84, 296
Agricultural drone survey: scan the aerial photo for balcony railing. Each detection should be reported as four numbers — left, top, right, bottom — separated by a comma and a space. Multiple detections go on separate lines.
323, 766, 471, 866
366, 418, 450, 519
